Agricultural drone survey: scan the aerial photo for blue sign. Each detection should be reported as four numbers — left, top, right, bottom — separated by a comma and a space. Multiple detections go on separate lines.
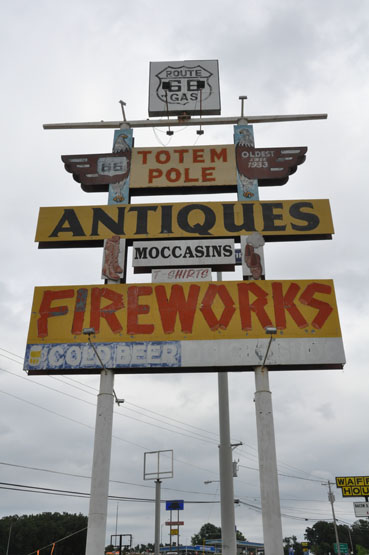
166, 500, 184, 510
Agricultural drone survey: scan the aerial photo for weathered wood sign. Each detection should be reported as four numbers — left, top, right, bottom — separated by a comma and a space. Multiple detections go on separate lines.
24, 279, 345, 374
132, 238, 235, 272
61, 144, 307, 193
35, 199, 333, 248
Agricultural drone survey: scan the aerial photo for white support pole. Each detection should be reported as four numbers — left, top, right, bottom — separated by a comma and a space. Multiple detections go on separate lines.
154, 479, 161, 555
218, 371, 237, 555
254, 366, 283, 555
85, 369, 115, 555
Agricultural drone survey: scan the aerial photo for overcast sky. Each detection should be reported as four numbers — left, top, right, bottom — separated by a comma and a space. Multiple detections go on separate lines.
1, 0, 369, 550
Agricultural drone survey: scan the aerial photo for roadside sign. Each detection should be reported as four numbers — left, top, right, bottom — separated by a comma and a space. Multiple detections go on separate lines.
336, 476, 369, 497
165, 521, 184, 526
166, 500, 184, 510
354, 501, 369, 516
334, 543, 348, 554
35, 198, 334, 247
151, 268, 212, 283
148, 60, 221, 117
24, 279, 345, 374
132, 238, 235, 272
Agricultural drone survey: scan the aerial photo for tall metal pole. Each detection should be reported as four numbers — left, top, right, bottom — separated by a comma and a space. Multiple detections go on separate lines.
154, 479, 161, 555
218, 371, 237, 555
254, 366, 283, 555
85, 369, 115, 555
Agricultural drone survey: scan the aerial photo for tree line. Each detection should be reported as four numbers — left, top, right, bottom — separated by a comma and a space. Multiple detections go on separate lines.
1, 514, 369, 555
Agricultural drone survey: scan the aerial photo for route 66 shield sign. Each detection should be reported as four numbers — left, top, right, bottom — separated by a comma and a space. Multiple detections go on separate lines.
149, 60, 221, 116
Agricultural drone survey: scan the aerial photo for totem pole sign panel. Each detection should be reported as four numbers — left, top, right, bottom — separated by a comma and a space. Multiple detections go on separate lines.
24, 279, 345, 374
62, 143, 308, 194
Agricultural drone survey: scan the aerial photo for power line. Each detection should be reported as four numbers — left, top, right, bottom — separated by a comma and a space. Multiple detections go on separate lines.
0, 364, 220, 445
24, 526, 87, 555
0, 461, 217, 497
238, 463, 326, 484
0, 480, 219, 504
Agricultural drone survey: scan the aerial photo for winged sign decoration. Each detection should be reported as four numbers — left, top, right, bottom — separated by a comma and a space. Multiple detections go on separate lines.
61, 132, 132, 192
236, 145, 307, 187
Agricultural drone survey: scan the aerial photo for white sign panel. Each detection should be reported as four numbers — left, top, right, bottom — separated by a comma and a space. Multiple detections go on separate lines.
132, 238, 235, 270
152, 268, 212, 283
354, 502, 369, 517
149, 60, 221, 117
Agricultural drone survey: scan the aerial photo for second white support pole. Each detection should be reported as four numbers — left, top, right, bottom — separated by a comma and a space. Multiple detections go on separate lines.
254, 366, 283, 555
85, 369, 115, 555
154, 479, 161, 555
218, 371, 237, 555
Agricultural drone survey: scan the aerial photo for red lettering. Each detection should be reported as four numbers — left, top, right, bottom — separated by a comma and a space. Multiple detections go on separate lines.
193, 149, 205, 163
210, 148, 227, 162
272, 282, 308, 329
299, 282, 333, 329
127, 286, 154, 335
136, 150, 152, 164
238, 282, 273, 331
202, 167, 216, 182
156, 150, 170, 164
173, 149, 189, 163
90, 287, 124, 334
184, 167, 199, 183
166, 168, 181, 183
37, 289, 74, 338
148, 168, 163, 183
200, 284, 235, 331
155, 284, 200, 334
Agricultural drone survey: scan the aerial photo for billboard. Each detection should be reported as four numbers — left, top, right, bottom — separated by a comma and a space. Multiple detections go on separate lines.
24, 279, 345, 374
148, 60, 221, 117
336, 476, 369, 497
61, 144, 307, 194
353, 502, 369, 517
35, 199, 334, 248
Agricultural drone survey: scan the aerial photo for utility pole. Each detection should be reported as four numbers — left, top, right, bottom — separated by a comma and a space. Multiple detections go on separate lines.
327, 481, 341, 555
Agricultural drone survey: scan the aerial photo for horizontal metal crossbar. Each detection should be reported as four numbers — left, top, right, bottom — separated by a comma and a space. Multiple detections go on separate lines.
43, 113, 327, 130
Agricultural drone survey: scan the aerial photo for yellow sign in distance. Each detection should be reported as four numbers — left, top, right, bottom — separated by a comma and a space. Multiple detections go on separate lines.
336, 476, 369, 497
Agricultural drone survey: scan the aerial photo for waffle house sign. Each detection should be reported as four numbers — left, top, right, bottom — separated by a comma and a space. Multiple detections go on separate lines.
336, 476, 369, 497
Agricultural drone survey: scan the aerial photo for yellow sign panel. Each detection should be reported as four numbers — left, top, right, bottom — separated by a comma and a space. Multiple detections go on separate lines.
336, 476, 369, 496
26, 279, 341, 345
170, 530, 179, 536
35, 199, 334, 246
130, 145, 235, 188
